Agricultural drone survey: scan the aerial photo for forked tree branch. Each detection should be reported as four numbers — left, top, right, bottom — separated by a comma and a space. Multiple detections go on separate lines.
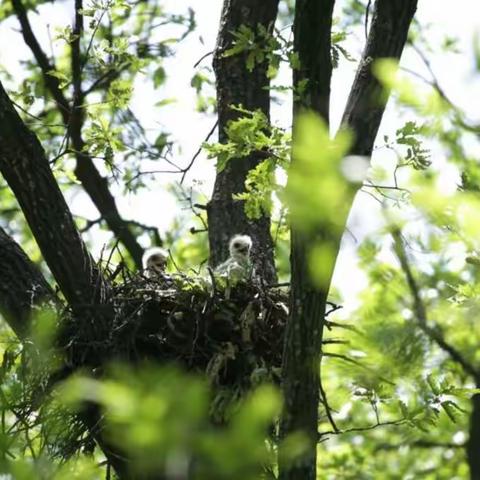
10, 0, 146, 269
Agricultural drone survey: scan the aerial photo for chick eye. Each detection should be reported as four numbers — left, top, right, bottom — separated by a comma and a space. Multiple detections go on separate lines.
233, 242, 240, 248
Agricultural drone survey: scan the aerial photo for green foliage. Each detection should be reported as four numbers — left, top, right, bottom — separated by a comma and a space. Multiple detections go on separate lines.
61, 365, 282, 479
2, 1, 480, 479
392, 121, 431, 170
204, 106, 290, 174
331, 22, 355, 69
191, 69, 216, 113
224, 23, 283, 78
224, 21, 354, 78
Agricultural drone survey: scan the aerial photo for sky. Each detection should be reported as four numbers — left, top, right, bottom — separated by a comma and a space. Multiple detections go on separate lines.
0, 0, 479, 310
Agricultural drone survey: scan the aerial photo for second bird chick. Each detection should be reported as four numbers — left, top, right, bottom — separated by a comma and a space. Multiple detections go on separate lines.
142, 247, 169, 278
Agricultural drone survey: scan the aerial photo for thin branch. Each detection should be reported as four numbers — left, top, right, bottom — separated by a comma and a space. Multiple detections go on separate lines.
180, 120, 218, 184
391, 228, 479, 380
364, 0, 372, 40
319, 418, 407, 437
375, 439, 465, 451
318, 372, 339, 432
193, 50, 214, 69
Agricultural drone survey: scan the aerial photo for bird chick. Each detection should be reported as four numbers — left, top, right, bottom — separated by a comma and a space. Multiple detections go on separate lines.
215, 234, 253, 281
142, 247, 168, 277
229, 234, 252, 263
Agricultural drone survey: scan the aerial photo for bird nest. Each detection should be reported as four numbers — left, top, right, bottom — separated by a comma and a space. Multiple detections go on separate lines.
59, 272, 289, 397
110, 275, 289, 388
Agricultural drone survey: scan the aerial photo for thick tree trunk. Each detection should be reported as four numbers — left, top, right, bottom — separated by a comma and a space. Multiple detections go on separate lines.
0, 227, 56, 338
207, 0, 279, 283
279, 1, 335, 479
0, 80, 109, 324
468, 388, 480, 480
280, 1, 418, 479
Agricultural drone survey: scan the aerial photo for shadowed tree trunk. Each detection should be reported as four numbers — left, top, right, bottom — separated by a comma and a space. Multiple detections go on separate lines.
279, 1, 335, 479
0, 227, 56, 338
207, 0, 279, 283
0, 225, 137, 478
0, 79, 139, 478
467, 390, 480, 480
279, 1, 418, 479
0, 81, 109, 311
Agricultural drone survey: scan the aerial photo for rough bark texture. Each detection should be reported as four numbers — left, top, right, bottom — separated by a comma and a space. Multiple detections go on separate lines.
207, 0, 279, 283
0, 225, 135, 477
0, 80, 109, 314
341, 0, 419, 155
279, 1, 335, 479
0, 82, 141, 479
11, 0, 145, 269
0, 227, 55, 338
280, 1, 418, 479
468, 390, 480, 480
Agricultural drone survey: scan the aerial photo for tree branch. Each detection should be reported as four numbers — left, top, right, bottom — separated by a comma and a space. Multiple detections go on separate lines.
0, 227, 57, 338
11, 0, 145, 269
341, 0, 419, 155
0, 81, 138, 479
391, 229, 479, 380
0, 80, 109, 311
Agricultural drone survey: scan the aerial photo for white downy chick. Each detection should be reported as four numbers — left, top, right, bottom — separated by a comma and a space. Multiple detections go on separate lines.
215, 234, 253, 281
142, 247, 169, 278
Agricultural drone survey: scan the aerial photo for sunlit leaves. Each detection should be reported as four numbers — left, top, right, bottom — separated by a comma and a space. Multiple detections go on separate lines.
224, 24, 282, 77
84, 113, 123, 161
395, 121, 431, 170
331, 25, 355, 69
286, 112, 352, 234
234, 159, 275, 218
106, 78, 132, 108
61, 366, 281, 478
374, 59, 449, 118
204, 106, 290, 174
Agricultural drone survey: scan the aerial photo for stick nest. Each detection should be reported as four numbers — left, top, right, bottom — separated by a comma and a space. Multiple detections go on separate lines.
63, 272, 289, 391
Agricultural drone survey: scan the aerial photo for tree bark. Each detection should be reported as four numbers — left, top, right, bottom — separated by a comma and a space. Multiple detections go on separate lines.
0, 227, 137, 478
280, 1, 418, 479
0, 227, 56, 338
468, 388, 480, 480
0, 80, 109, 314
279, 1, 335, 479
341, 0, 419, 155
207, 0, 279, 283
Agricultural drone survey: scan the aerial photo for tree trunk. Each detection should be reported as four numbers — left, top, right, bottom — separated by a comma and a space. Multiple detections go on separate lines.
279, 1, 335, 479
0, 226, 137, 478
467, 387, 480, 480
280, 1, 418, 479
207, 0, 279, 283
341, 0, 419, 155
0, 227, 56, 338
0, 80, 109, 312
